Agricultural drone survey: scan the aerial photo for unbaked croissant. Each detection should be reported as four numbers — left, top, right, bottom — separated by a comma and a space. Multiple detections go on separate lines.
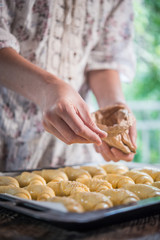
63, 167, 91, 181
70, 192, 113, 211
122, 183, 160, 199
77, 178, 112, 192
152, 182, 160, 189
102, 164, 129, 175
33, 169, 68, 183
0, 186, 31, 200
26, 185, 55, 201
80, 166, 106, 177
46, 196, 84, 213
134, 168, 160, 182
101, 189, 139, 206
16, 172, 46, 187
0, 176, 19, 187
94, 174, 134, 188
124, 171, 153, 185
47, 181, 89, 196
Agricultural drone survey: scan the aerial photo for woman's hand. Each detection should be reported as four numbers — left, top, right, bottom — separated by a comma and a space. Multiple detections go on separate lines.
41, 76, 107, 145
88, 69, 137, 162
0, 48, 106, 145
94, 105, 137, 162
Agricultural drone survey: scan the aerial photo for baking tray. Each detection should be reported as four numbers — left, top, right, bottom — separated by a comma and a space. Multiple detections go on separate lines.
1, 165, 160, 231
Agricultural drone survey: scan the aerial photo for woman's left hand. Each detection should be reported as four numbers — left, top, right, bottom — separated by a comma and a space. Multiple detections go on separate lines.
94, 105, 137, 162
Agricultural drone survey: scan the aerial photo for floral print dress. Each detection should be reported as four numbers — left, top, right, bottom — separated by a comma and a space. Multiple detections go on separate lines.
0, 0, 136, 171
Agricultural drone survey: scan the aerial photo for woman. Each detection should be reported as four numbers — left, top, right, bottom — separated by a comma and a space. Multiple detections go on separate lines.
0, 0, 137, 171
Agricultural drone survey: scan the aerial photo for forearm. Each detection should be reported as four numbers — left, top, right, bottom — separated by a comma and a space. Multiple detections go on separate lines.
88, 69, 126, 108
0, 47, 56, 106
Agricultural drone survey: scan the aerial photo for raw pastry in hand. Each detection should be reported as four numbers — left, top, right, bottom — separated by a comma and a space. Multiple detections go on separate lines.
122, 183, 160, 199
47, 181, 89, 196
26, 185, 55, 201
94, 174, 134, 188
33, 169, 68, 183
71, 192, 113, 211
102, 164, 129, 175
77, 178, 112, 192
92, 104, 136, 154
47, 196, 84, 213
124, 171, 153, 185
0, 186, 31, 199
101, 189, 139, 206
0, 176, 19, 187
16, 172, 46, 187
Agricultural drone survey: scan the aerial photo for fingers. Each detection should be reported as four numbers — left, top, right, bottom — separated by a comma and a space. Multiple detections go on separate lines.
55, 103, 104, 145
129, 120, 137, 148
77, 105, 107, 138
111, 148, 135, 162
94, 142, 135, 162
43, 118, 93, 145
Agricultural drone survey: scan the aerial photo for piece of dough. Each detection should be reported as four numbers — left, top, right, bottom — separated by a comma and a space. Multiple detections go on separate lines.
94, 174, 134, 188
152, 182, 160, 189
46, 196, 84, 213
124, 171, 153, 185
101, 189, 139, 206
71, 192, 113, 211
0, 176, 19, 187
33, 169, 68, 183
80, 166, 106, 177
77, 178, 112, 192
133, 168, 160, 182
63, 167, 91, 181
92, 104, 136, 153
102, 164, 129, 175
0, 186, 31, 200
47, 181, 89, 196
122, 183, 160, 199
26, 185, 55, 201
16, 172, 46, 187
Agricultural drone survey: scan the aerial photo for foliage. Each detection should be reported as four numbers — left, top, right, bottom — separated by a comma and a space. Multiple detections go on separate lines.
122, 0, 160, 100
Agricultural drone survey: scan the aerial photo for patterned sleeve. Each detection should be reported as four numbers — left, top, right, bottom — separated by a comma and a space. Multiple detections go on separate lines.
86, 0, 136, 82
0, 0, 19, 52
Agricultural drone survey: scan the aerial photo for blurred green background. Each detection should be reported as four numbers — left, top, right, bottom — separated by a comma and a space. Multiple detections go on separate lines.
122, 0, 160, 163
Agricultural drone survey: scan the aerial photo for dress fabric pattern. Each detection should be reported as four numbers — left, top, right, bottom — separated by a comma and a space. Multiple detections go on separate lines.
0, 0, 136, 170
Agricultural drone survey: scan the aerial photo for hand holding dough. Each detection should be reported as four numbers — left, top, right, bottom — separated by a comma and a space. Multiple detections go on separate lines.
26, 185, 55, 200
47, 181, 89, 196
0, 186, 31, 200
71, 192, 113, 211
101, 189, 139, 206
92, 104, 136, 154
0, 176, 19, 187
47, 196, 84, 213
16, 172, 46, 187
124, 171, 153, 185
77, 178, 112, 192
94, 174, 134, 188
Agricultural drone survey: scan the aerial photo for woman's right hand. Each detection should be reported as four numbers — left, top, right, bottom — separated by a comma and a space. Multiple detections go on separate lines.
0, 48, 106, 145
40, 75, 107, 145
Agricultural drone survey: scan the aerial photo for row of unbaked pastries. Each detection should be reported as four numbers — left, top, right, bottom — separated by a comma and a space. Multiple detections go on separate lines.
0, 164, 160, 212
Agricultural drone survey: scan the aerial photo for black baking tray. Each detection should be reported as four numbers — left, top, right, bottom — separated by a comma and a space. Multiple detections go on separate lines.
1, 167, 160, 231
